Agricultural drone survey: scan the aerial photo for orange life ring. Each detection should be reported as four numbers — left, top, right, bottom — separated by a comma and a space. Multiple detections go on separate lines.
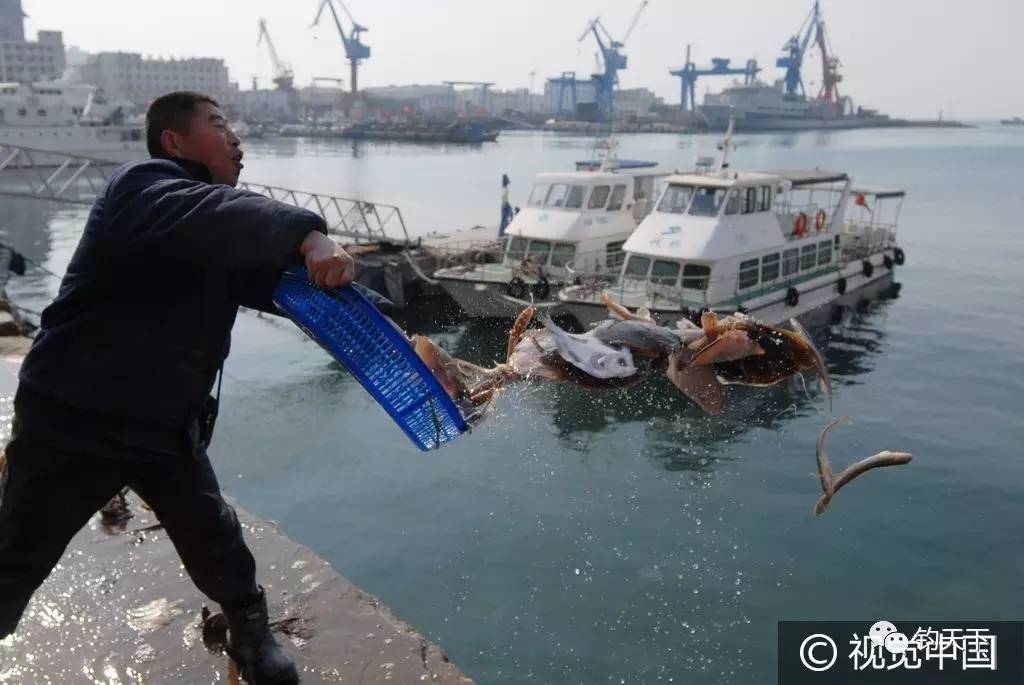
815, 210, 827, 232
793, 212, 808, 236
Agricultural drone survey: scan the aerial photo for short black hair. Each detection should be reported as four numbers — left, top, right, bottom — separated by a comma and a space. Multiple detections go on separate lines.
145, 91, 220, 158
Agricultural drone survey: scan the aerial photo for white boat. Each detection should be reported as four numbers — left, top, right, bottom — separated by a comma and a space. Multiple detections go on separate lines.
0, 81, 145, 164
432, 156, 668, 318
558, 147, 906, 329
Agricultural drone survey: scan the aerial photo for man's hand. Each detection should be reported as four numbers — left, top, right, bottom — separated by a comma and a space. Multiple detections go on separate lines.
300, 232, 355, 289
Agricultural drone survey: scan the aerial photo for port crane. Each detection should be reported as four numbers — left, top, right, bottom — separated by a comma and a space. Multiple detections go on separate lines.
577, 0, 649, 121
313, 0, 370, 95
815, 17, 842, 103
775, 0, 821, 97
257, 18, 294, 91
670, 45, 759, 113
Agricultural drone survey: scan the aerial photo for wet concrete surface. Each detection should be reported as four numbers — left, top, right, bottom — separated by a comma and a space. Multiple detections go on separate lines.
0, 492, 474, 684
0, 350, 473, 685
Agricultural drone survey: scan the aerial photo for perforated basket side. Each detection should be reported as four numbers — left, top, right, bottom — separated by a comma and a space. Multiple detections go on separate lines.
272, 270, 468, 450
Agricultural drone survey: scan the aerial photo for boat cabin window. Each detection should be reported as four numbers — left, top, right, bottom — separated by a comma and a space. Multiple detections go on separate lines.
606, 240, 625, 268
607, 184, 627, 211
658, 184, 695, 214
528, 184, 549, 207
682, 264, 710, 290
782, 248, 799, 276
688, 187, 727, 217
624, 255, 651, 278
550, 243, 576, 267
507, 237, 528, 261
759, 186, 772, 211
761, 253, 780, 282
724, 189, 740, 215
651, 260, 680, 285
738, 258, 759, 289
742, 187, 758, 214
545, 184, 569, 207
588, 185, 611, 209
527, 240, 552, 263
800, 245, 817, 271
818, 241, 832, 265
564, 185, 586, 209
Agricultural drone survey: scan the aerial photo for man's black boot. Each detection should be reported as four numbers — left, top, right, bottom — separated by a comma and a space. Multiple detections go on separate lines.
223, 587, 299, 685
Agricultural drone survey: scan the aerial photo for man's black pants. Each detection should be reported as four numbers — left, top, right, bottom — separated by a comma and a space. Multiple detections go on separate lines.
0, 417, 259, 638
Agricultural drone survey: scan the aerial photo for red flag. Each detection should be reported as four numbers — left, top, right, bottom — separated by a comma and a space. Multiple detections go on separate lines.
854, 193, 872, 212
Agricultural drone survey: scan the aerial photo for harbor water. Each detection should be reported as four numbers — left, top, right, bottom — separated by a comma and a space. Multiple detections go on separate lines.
3, 126, 1023, 683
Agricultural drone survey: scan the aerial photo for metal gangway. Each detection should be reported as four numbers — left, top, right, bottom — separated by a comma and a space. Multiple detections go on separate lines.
0, 143, 410, 244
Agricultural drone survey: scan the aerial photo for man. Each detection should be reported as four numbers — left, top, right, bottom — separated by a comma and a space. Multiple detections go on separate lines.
0, 92, 352, 684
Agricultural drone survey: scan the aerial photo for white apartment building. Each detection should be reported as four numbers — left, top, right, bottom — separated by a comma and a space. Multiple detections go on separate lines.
78, 52, 233, 106
0, 0, 66, 83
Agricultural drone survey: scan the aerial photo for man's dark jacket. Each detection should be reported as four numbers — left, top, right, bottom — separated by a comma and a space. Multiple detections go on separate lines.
17, 157, 326, 456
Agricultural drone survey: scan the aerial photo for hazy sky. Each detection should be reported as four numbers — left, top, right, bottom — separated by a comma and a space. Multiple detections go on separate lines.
24, 0, 1024, 119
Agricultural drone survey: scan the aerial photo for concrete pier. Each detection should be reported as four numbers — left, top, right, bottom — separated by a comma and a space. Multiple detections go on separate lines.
0, 350, 474, 685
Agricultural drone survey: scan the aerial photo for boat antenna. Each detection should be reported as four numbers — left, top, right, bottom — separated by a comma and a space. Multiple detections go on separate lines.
716, 117, 736, 175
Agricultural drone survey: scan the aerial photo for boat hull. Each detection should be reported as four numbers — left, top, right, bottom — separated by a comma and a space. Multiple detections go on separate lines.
436, 275, 563, 319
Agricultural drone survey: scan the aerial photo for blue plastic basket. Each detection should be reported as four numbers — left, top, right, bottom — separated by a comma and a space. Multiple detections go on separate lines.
272, 268, 468, 451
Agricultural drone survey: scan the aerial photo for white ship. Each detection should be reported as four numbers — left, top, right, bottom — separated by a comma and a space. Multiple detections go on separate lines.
700, 79, 892, 132
432, 155, 667, 318
0, 81, 145, 163
558, 128, 906, 328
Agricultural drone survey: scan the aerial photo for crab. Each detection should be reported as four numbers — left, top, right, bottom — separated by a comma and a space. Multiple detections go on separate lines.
411, 293, 832, 420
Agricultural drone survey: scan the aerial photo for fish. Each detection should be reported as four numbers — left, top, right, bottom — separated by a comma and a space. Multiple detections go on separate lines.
591, 319, 683, 357
540, 312, 637, 380
813, 418, 912, 516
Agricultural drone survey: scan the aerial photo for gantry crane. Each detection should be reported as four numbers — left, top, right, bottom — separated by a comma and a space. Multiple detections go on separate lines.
576, 0, 649, 122
671, 45, 760, 113
775, 0, 821, 97
313, 0, 370, 95
256, 18, 294, 91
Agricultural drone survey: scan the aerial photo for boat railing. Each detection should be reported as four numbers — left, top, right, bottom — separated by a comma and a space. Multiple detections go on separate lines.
238, 182, 411, 245
839, 221, 897, 260
775, 201, 842, 239
425, 236, 509, 268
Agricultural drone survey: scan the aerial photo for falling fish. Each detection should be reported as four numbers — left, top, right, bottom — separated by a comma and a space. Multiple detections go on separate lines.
539, 312, 638, 380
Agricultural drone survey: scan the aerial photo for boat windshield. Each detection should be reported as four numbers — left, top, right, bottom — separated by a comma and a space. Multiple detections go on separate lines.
544, 184, 588, 209
688, 187, 727, 216
528, 184, 549, 206
658, 184, 695, 214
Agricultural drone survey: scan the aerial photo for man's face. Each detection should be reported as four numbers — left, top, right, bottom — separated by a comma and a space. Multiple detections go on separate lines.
163, 102, 243, 186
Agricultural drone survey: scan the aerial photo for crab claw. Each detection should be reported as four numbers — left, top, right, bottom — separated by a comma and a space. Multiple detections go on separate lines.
687, 329, 766, 367
507, 305, 536, 361
700, 310, 719, 340
666, 348, 724, 414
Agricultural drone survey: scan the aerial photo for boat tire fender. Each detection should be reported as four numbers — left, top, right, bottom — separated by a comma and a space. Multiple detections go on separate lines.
893, 247, 905, 266
862, 260, 874, 278
883, 255, 894, 270
531, 276, 551, 301
836, 276, 847, 295
785, 287, 800, 307
815, 210, 827, 232
506, 277, 528, 300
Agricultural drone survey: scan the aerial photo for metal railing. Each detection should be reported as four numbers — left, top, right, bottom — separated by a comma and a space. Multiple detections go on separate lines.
238, 182, 410, 245
0, 144, 115, 205
0, 143, 411, 245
